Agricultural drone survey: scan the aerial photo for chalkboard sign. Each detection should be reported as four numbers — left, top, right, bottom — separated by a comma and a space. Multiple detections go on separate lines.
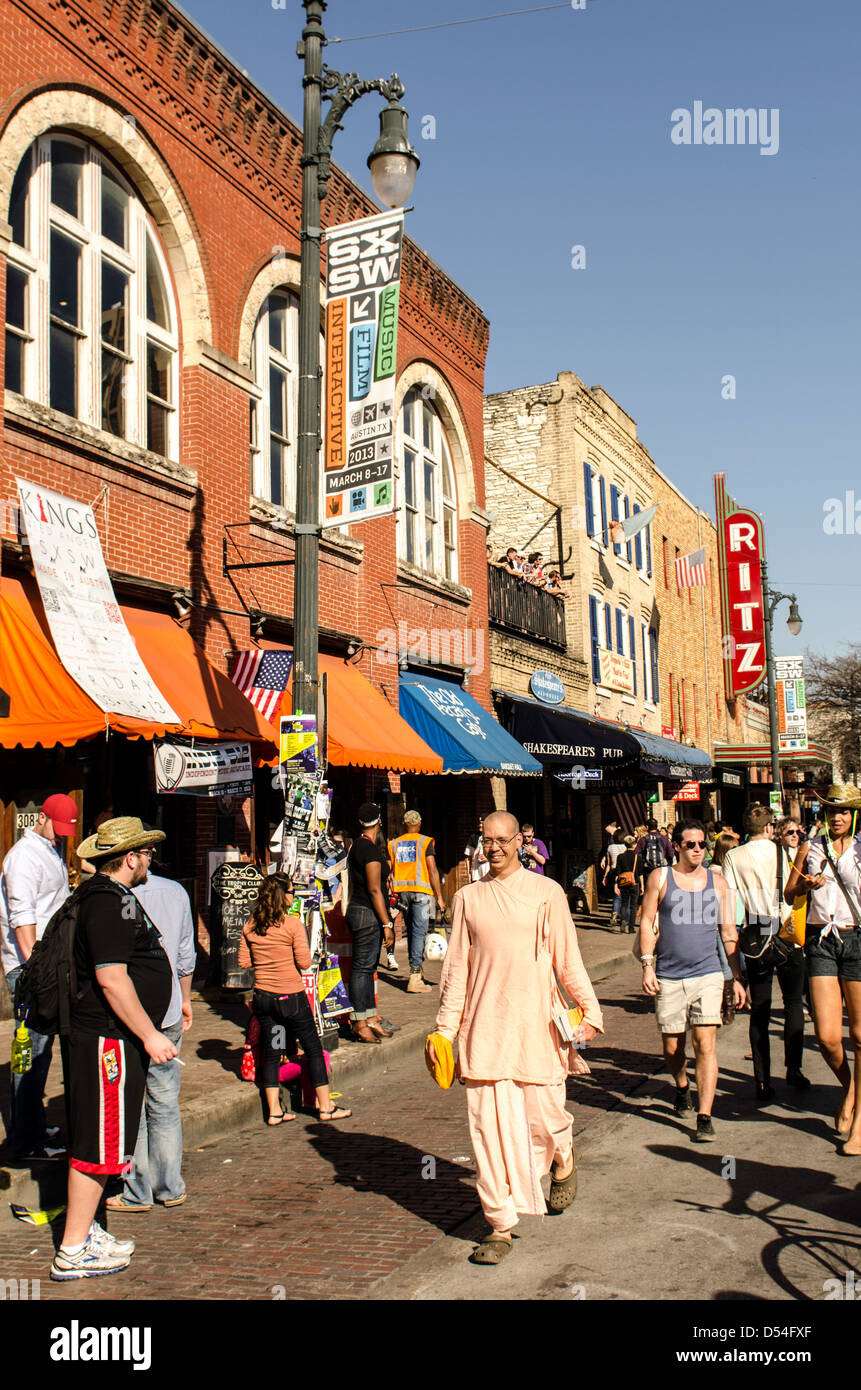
210, 862, 263, 988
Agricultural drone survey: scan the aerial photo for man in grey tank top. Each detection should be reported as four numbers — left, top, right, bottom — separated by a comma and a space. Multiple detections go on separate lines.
638, 818, 746, 1143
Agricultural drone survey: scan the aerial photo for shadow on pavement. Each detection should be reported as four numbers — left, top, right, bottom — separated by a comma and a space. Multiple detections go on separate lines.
305, 1124, 479, 1235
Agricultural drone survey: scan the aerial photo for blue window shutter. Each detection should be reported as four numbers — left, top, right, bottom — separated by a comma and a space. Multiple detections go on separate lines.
583, 463, 595, 537
604, 602, 613, 649
645, 522, 653, 578
599, 475, 608, 546
641, 625, 649, 701
623, 496, 632, 563
615, 608, 624, 653
610, 485, 621, 554
649, 628, 660, 702
634, 504, 643, 569
589, 596, 601, 683
629, 616, 637, 695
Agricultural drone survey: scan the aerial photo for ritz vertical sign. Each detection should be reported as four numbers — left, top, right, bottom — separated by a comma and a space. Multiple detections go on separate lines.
714, 474, 767, 698
322, 209, 403, 529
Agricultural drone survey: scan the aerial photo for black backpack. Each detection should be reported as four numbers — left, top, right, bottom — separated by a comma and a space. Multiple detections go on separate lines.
643, 833, 665, 872
13, 889, 84, 1036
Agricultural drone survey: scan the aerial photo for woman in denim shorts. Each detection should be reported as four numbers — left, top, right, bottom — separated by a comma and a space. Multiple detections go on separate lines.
786, 785, 861, 1153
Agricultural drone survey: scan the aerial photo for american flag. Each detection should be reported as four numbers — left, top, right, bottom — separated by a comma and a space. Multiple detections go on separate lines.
675, 548, 708, 589
230, 650, 293, 722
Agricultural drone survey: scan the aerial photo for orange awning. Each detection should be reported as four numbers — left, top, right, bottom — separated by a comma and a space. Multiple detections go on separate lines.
255, 644, 443, 774
1, 575, 277, 755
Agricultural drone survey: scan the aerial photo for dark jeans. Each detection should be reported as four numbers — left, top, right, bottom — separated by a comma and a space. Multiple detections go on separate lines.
746, 946, 806, 1086
252, 989, 329, 1091
346, 902, 383, 1022
619, 887, 639, 931
5, 966, 54, 1155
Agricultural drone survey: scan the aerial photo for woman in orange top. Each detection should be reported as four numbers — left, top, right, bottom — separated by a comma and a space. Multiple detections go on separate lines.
239, 875, 352, 1125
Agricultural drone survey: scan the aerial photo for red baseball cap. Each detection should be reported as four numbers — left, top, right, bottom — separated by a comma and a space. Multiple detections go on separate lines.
41, 794, 78, 836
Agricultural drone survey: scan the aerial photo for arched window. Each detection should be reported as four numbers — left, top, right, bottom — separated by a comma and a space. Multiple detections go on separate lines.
249, 290, 300, 511
398, 387, 458, 581
4, 135, 179, 459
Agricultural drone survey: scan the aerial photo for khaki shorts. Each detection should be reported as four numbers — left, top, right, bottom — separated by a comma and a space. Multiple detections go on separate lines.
654, 971, 724, 1035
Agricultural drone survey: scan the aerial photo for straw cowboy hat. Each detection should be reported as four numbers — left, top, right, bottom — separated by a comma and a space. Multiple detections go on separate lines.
819, 783, 861, 811
77, 816, 166, 862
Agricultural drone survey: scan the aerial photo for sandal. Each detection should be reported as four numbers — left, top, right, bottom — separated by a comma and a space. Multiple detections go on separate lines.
318, 1105, 352, 1121
469, 1234, 513, 1265
547, 1154, 578, 1212
266, 1112, 296, 1126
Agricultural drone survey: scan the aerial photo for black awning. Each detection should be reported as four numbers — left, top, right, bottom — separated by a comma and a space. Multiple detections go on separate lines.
504, 696, 640, 773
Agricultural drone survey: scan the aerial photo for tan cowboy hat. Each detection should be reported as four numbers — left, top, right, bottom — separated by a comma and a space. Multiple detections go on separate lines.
819, 783, 861, 811
77, 816, 166, 861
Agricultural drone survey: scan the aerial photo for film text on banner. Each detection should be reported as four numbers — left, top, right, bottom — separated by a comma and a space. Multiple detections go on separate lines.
775, 655, 808, 752
323, 210, 403, 529
16, 479, 179, 724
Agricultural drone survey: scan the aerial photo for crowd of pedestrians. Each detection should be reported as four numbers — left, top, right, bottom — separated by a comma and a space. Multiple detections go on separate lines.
3, 784, 859, 1280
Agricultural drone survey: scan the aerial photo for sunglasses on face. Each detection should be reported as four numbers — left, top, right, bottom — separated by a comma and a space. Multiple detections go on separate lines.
681, 840, 705, 850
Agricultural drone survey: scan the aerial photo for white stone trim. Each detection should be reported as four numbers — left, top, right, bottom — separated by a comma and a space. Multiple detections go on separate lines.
0, 89, 212, 348
395, 361, 477, 518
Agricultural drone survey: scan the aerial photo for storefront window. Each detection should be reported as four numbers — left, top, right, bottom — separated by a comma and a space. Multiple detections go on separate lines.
4, 135, 179, 459
397, 387, 458, 581
249, 291, 299, 511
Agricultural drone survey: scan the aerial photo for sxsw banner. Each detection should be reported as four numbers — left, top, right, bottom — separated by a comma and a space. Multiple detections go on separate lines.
322, 210, 403, 529
714, 473, 767, 699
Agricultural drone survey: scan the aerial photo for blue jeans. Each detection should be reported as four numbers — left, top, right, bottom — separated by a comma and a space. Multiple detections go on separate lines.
5, 966, 54, 1156
612, 889, 621, 918
398, 892, 433, 973
346, 903, 383, 1022
122, 1020, 184, 1205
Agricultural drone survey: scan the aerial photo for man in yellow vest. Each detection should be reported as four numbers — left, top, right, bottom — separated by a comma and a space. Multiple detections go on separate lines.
389, 811, 447, 993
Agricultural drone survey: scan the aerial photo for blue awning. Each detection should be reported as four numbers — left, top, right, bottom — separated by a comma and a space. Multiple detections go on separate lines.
629, 729, 713, 780
398, 675, 542, 776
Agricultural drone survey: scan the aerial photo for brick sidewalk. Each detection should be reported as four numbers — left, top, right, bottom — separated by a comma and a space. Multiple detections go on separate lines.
0, 914, 630, 1208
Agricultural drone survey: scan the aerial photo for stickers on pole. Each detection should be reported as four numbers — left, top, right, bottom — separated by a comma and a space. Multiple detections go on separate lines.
16, 478, 179, 725
322, 210, 403, 528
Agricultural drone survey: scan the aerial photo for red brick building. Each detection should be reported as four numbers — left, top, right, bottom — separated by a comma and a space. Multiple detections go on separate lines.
0, 0, 494, 934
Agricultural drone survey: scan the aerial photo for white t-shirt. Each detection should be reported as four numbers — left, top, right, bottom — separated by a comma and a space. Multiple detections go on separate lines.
0, 830, 70, 975
722, 838, 793, 925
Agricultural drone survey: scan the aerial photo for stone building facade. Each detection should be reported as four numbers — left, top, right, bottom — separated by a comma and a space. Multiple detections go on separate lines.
484, 371, 660, 732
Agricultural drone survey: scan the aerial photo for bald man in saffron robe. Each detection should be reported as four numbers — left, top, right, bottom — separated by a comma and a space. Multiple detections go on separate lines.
429, 812, 604, 1264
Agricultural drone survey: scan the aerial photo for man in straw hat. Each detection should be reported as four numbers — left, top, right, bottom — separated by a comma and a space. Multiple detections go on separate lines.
428, 811, 603, 1265
50, 818, 176, 1281
786, 784, 861, 1155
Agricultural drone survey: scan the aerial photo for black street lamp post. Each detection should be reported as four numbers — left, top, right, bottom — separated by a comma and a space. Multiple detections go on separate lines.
761, 556, 803, 809
293, 0, 418, 716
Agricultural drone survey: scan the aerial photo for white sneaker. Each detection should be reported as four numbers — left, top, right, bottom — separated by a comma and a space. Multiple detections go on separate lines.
386, 952, 398, 970
50, 1235, 130, 1280
90, 1220, 135, 1258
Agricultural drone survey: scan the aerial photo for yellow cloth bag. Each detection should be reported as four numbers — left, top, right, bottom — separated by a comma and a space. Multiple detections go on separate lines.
424, 1032, 455, 1089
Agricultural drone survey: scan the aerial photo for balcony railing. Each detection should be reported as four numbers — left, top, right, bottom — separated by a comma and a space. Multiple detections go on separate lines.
487, 564, 567, 649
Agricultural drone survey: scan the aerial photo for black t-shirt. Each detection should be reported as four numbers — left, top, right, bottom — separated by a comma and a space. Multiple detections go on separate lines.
348, 836, 388, 914
615, 850, 642, 885
71, 875, 173, 1041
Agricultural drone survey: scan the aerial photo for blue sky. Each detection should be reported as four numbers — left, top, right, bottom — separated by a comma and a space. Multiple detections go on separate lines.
178, 0, 860, 662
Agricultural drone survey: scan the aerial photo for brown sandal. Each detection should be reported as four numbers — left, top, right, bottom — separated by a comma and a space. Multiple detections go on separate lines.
351, 1022, 381, 1045
469, 1234, 513, 1265
548, 1153, 578, 1212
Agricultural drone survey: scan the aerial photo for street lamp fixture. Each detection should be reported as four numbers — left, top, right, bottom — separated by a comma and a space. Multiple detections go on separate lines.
368, 98, 420, 207
760, 558, 803, 811
786, 599, 803, 637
